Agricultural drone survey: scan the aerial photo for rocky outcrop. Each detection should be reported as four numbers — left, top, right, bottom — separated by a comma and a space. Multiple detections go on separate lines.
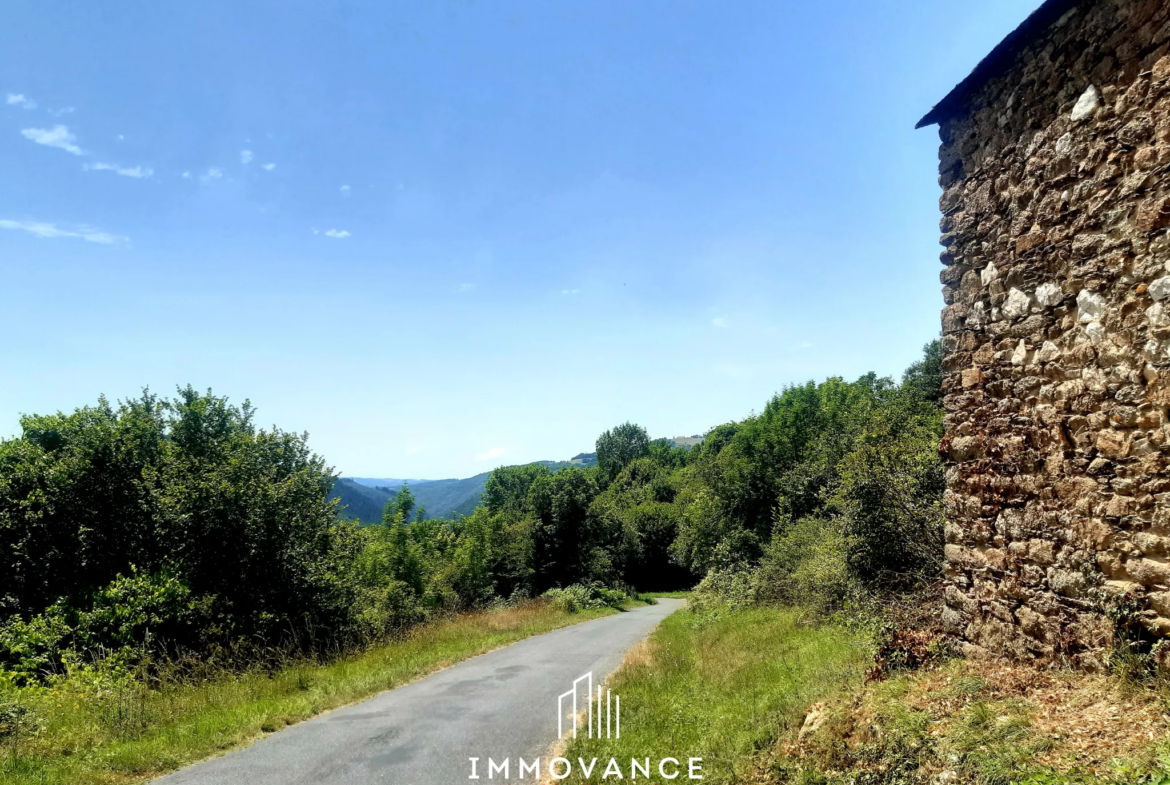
931, 0, 1170, 665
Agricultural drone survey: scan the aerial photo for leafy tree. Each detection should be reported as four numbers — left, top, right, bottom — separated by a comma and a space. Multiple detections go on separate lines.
383, 483, 416, 525
648, 438, 690, 471
0, 386, 346, 653
529, 468, 607, 590
483, 464, 551, 515
901, 339, 944, 404
830, 391, 944, 586
596, 422, 650, 483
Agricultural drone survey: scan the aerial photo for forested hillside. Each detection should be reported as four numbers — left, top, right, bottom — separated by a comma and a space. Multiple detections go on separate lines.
0, 342, 943, 683
338, 456, 601, 522
329, 478, 396, 523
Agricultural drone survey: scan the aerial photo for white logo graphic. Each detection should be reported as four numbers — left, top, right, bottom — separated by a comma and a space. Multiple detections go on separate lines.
557, 672, 619, 739
468, 673, 704, 780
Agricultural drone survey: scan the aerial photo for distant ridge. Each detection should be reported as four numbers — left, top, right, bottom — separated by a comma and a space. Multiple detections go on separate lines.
328, 478, 396, 524
336, 453, 600, 523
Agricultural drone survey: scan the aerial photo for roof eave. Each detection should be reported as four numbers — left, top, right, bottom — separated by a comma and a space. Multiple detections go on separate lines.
915, 0, 1085, 129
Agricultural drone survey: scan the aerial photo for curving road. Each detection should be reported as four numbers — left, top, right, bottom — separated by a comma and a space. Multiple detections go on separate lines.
155, 598, 683, 785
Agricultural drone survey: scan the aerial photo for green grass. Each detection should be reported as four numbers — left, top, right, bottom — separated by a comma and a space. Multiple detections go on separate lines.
0, 602, 616, 785
644, 591, 691, 598
560, 605, 871, 785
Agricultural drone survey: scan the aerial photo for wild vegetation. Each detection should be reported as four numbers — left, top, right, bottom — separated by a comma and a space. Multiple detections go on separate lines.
0, 342, 951, 781
0, 601, 617, 785
561, 607, 872, 785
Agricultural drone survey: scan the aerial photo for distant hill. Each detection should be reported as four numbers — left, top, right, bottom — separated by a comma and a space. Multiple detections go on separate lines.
669, 435, 705, 449
329, 478, 395, 524
347, 478, 426, 490
339, 453, 602, 522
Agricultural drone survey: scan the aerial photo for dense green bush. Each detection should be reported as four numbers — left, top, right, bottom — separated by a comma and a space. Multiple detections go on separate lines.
0, 388, 361, 671
542, 583, 628, 614
680, 342, 944, 616
754, 517, 858, 615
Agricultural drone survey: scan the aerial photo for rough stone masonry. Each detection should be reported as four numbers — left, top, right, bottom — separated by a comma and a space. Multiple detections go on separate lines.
919, 0, 1170, 665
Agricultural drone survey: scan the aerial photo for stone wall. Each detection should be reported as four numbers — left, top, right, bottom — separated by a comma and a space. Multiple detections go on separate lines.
935, 0, 1170, 664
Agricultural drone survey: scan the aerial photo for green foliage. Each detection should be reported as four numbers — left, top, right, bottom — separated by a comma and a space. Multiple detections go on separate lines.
0, 611, 70, 682
829, 393, 945, 586
483, 463, 551, 516
0, 387, 349, 663
687, 565, 757, 615
541, 583, 628, 613
71, 566, 199, 652
674, 342, 944, 601
901, 339, 944, 405
382, 482, 418, 524
755, 517, 859, 615
672, 489, 760, 575
595, 422, 651, 483
648, 438, 691, 471
0, 340, 945, 690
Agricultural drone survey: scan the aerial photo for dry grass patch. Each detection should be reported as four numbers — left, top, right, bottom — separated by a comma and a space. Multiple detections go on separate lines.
777, 657, 1170, 784
620, 638, 659, 670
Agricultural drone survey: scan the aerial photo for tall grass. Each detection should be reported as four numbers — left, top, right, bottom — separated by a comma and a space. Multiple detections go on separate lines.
0, 602, 614, 785
560, 606, 871, 784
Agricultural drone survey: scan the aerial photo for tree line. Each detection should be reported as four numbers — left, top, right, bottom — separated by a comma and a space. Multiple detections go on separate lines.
0, 343, 943, 680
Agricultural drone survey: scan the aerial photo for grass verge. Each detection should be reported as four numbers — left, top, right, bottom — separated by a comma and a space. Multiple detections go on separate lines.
558, 605, 872, 785
780, 657, 1170, 784
1, 602, 616, 785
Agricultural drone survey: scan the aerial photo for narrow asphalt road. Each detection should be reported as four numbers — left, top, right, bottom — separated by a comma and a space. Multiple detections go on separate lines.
155, 599, 683, 785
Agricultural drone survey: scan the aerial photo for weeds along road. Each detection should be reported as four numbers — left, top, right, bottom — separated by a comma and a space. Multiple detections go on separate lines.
154, 598, 684, 785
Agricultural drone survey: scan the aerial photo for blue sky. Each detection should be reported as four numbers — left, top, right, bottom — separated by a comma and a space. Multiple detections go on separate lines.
2, 0, 1039, 479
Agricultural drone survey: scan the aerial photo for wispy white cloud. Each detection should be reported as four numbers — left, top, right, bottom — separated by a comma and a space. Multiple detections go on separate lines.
84, 161, 153, 179
474, 447, 505, 462
7, 94, 36, 109
261, 163, 276, 171
712, 316, 727, 328
49, 106, 74, 116
240, 149, 253, 164
800, 341, 814, 349
323, 229, 350, 238
181, 171, 191, 179
339, 185, 351, 196
21, 125, 83, 155
459, 283, 476, 292
561, 288, 580, 295
200, 167, 223, 183
0, 218, 126, 245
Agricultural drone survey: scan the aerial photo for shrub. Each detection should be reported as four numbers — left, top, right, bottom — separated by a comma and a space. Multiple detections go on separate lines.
755, 517, 859, 616
541, 583, 627, 614
72, 567, 200, 652
0, 388, 348, 655
687, 565, 756, 615
829, 395, 944, 587
686, 518, 864, 620
0, 609, 71, 682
